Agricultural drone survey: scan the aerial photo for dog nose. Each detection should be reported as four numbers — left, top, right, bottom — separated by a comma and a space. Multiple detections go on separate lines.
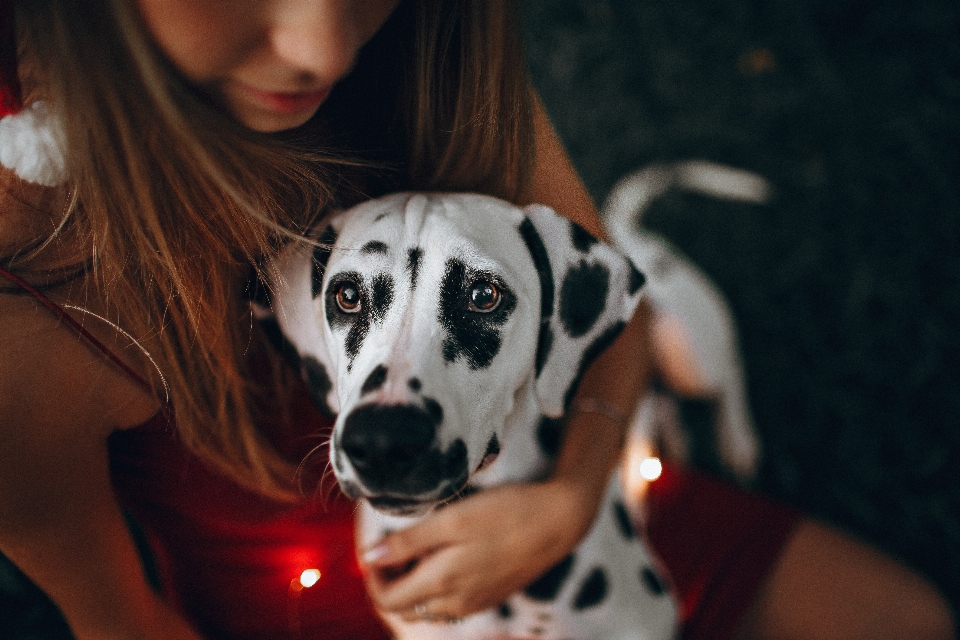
341, 403, 462, 494
361, 365, 388, 395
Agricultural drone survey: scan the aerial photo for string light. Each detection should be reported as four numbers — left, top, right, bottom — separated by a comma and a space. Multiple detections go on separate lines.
288, 569, 321, 640
299, 569, 321, 588
638, 456, 663, 481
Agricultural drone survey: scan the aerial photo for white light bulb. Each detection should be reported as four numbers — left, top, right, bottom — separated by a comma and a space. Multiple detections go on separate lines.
299, 569, 321, 588
638, 457, 663, 481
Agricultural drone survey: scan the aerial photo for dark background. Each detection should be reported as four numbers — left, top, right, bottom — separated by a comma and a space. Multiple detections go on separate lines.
523, 0, 959, 615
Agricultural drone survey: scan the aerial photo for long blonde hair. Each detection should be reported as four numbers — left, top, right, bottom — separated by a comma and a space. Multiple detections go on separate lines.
9, 0, 534, 497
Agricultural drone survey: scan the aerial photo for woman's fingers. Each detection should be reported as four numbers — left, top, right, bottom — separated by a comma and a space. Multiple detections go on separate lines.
360, 482, 591, 620
361, 507, 457, 569
361, 497, 506, 617
363, 527, 484, 616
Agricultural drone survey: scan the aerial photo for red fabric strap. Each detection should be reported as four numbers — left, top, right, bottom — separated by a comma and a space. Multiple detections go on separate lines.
1, 0, 21, 117
0, 264, 159, 397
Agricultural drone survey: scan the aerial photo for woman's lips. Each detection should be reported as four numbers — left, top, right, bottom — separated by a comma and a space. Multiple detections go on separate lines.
238, 83, 331, 115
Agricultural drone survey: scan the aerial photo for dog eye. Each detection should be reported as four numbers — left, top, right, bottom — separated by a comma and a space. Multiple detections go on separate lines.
468, 280, 500, 313
334, 281, 361, 313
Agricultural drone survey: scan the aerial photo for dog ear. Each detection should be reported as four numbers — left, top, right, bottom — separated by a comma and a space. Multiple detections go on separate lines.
266, 218, 345, 418
520, 204, 646, 418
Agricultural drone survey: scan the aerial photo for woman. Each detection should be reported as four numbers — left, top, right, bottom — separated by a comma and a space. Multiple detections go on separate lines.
0, 0, 642, 637
0, 1, 954, 639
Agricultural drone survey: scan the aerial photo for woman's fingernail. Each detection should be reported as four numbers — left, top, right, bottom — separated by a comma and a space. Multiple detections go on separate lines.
363, 543, 389, 564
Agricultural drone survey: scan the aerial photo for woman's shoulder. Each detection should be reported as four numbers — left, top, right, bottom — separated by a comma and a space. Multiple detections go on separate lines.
0, 271, 159, 438
0, 172, 160, 493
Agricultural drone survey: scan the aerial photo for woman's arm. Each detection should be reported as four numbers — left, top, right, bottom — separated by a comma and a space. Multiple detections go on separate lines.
361, 93, 651, 619
0, 288, 203, 640
525, 90, 651, 503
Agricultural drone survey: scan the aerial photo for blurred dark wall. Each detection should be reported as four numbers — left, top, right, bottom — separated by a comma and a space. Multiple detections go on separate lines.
523, 0, 960, 611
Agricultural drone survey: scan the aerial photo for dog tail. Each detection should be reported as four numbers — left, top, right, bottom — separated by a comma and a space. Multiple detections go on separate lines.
600, 160, 773, 239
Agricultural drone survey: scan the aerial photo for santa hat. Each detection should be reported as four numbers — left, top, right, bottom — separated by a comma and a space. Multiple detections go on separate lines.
0, 0, 68, 186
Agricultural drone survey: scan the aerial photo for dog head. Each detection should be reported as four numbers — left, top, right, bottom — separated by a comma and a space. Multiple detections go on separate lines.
269, 193, 645, 516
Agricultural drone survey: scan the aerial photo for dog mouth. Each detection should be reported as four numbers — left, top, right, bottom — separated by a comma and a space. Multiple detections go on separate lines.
366, 495, 441, 517
337, 480, 430, 514
368, 496, 426, 512
362, 479, 471, 516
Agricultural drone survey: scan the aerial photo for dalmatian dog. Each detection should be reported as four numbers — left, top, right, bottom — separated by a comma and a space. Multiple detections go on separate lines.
602, 161, 769, 484
265, 192, 678, 640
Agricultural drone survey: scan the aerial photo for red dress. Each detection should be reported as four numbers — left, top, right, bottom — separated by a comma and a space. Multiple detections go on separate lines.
109, 406, 393, 640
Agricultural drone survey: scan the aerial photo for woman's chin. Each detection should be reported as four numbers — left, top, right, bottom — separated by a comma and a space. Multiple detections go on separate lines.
233, 107, 321, 134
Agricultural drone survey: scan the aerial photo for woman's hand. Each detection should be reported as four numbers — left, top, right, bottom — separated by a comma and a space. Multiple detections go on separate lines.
360, 476, 597, 622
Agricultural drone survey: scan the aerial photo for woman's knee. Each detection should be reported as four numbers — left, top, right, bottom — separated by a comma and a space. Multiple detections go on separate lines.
734, 519, 955, 640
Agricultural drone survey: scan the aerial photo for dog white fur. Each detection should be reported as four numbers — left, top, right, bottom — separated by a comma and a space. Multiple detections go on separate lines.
603, 161, 768, 483
266, 192, 678, 640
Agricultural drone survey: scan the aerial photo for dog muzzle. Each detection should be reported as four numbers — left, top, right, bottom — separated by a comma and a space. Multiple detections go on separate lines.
337, 401, 470, 514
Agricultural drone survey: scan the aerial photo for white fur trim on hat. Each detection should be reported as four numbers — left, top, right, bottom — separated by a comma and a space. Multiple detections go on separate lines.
0, 101, 67, 186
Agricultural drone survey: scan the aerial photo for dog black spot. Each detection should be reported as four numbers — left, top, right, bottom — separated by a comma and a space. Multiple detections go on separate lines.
530, 627, 546, 636
371, 274, 394, 323
341, 404, 465, 495
524, 553, 575, 601
641, 566, 667, 596
559, 261, 610, 338
518, 219, 554, 318
518, 219, 555, 376
536, 416, 564, 458
613, 501, 635, 540
497, 602, 513, 619
311, 225, 337, 298
325, 271, 370, 369
362, 240, 388, 254
301, 356, 335, 419
439, 259, 516, 370
570, 220, 599, 253
628, 260, 646, 295
534, 324, 553, 378
562, 321, 627, 410
423, 397, 444, 425
258, 315, 302, 368
361, 365, 388, 395
408, 377, 422, 392
572, 567, 609, 611
676, 397, 718, 433
407, 247, 423, 290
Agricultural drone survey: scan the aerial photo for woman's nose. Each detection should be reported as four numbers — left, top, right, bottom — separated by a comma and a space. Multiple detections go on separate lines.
267, 0, 362, 83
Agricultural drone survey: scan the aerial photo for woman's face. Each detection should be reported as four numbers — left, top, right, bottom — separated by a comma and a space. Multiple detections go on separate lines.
136, 0, 401, 132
